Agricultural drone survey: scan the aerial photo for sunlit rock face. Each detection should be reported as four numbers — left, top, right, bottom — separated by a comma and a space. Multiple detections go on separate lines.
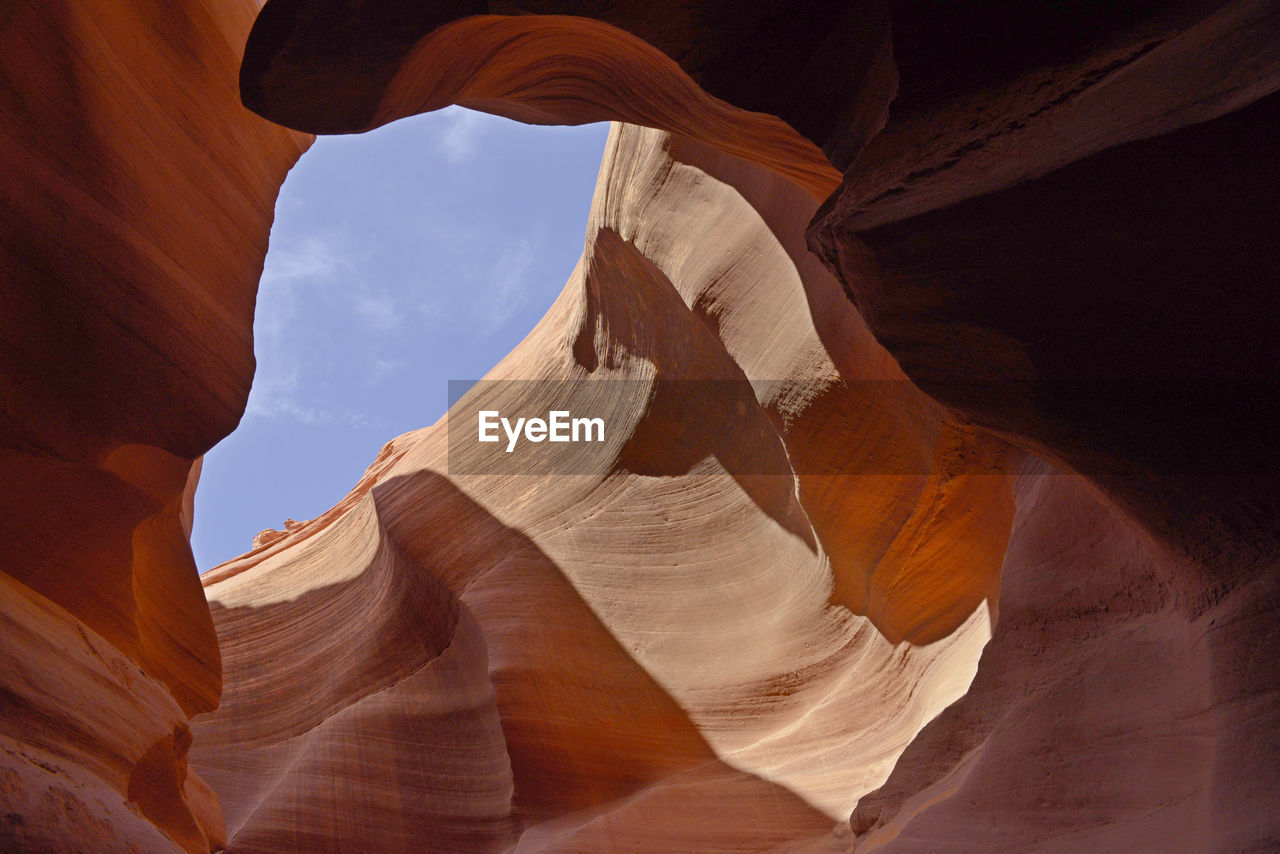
2, 0, 1278, 852
191, 121, 1014, 852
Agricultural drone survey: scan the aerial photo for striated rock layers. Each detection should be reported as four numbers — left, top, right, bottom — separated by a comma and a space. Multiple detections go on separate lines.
2, 0, 1278, 852
0, 1, 309, 851
192, 122, 1016, 852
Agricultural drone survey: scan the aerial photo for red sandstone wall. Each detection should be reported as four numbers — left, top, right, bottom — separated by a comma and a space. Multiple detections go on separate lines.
0, 1, 308, 850
2, 1, 1277, 851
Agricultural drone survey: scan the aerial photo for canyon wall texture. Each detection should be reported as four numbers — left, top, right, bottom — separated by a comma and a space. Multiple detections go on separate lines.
0, 1, 308, 851
191, 121, 1016, 852
2, 0, 1278, 852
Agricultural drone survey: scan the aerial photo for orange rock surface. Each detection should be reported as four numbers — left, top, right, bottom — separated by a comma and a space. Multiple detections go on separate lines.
0, 1, 307, 850
2, 1, 1278, 852
191, 121, 1015, 851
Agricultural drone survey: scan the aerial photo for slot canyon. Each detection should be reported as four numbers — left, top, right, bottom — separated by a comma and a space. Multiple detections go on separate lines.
1, 1, 1278, 852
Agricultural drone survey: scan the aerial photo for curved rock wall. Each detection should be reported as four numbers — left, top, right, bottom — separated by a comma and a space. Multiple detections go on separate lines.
808, 0, 1280, 580
847, 461, 1280, 853
2, 0, 1278, 852
0, 1, 308, 851
191, 121, 1014, 852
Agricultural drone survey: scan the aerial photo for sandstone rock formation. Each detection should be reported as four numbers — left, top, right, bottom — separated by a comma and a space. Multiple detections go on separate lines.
191, 121, 1016, 852
2, 0, 1278, 852
1, 1, 308, 851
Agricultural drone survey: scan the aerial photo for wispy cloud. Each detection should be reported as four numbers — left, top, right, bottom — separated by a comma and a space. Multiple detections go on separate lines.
481, 238, 536, 335
370, 357, 405, 383
248, 231, 354, 425
354, 290, 399, 332
263, 233, 346, 283
246, 360, 378, 428
254, 232, 349, 339
435, 107, 490, 164
248, 227, 411, 426
244, 361, 321, 424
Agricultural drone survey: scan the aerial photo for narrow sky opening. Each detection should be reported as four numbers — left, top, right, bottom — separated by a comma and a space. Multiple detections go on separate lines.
192, 108, 610, 571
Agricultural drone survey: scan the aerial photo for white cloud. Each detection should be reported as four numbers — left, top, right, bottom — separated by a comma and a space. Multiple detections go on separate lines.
354, 290, 399, 332
245, 360, 376, 429
481, 238, 536, 335
435, 107, 490, 164
247, 231, 353, 425
246, 229, 408, 426
263, 233, 346, 283
370, 357, 405, 383
244, 361, 321, 424
254, 232, 350, 340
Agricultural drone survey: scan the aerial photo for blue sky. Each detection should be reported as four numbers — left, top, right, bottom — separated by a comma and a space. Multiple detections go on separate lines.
191, 109, 609, 570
